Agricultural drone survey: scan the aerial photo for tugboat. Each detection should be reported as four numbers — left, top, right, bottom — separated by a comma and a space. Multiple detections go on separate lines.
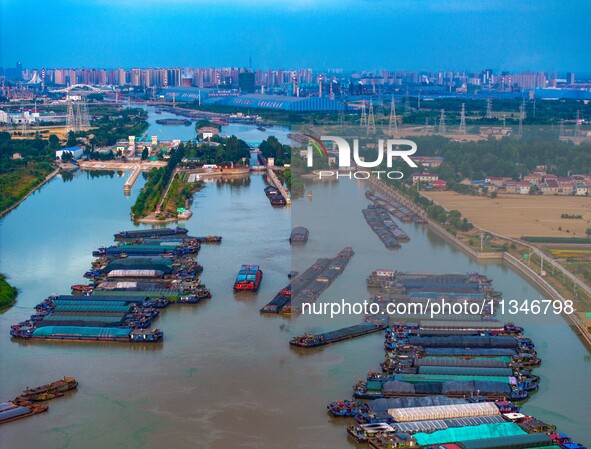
234, 265, 263, 292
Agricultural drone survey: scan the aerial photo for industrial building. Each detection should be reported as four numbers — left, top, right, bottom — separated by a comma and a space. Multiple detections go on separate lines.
214, 94, 346, 111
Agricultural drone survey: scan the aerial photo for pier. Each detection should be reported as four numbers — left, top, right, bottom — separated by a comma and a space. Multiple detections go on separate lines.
124, 165, 142, 194
266, 167, 291, 204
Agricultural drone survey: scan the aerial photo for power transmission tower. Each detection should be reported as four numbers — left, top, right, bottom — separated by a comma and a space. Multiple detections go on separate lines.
521, 98, 527, 120
66, 100, 75, 133
404, 87, 411, 116
438, 109, 446, 134
417, 87, 421, 112
559, 119, 564, 137
486, 98, 493, 119
367, 99, 376, 135
388, 96, 399, 137
458, 103, 467, 135
518, 102, 524, 137
337, 108, 345, 127
575, 110, 582, 138
360, 101, 367, 128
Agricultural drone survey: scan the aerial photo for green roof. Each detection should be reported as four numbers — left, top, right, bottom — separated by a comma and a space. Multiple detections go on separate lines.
33, 326, 131, 338
414, 422, 526, 446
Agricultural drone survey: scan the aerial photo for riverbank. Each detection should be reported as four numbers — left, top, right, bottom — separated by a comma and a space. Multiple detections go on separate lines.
368, 177, 591, 352
0, 274, 18, 310
0, 168, 59, 218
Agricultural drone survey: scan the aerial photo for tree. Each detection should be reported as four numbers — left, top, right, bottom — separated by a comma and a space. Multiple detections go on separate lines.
586, 227, 591, 236
141, 147, 149, 160
48, 134, 60, 150
66, 131, 77, 147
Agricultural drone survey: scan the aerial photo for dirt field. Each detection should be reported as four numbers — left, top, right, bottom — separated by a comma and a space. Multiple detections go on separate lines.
423, 191, 591, 238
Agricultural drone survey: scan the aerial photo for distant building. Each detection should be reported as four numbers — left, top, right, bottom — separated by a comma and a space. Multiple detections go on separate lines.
198, 126, 220, 140
56, 146, 84, 160
412, 173, 439, 184
238, 72, 256, 93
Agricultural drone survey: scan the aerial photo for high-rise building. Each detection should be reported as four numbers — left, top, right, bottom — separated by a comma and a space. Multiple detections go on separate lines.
566, 72, 575, 84
238, 72, 256, 93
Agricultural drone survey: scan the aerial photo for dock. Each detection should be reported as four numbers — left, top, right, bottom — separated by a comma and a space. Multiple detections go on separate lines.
290, 324, 387, 348
266, 167, 291, 204
124, 165, 142, 194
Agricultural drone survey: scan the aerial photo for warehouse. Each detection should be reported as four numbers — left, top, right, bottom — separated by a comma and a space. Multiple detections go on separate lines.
214, 94, 346, 112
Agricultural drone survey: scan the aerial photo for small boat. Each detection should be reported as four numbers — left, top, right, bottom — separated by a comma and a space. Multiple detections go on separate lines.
288, 271, 298, 279
233, 265, 263, 292
289, 227, 309, 244
270, 194, 286, 206
264, 186, 280, 197
257, 126, 266, 132
71, 284, 95, 293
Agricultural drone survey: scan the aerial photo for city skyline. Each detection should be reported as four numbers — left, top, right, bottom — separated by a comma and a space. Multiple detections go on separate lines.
1, 0, 590, 72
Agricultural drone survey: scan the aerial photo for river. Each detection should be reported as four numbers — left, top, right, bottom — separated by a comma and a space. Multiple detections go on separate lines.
0, 169, 589, 448
137, 104, 291, 146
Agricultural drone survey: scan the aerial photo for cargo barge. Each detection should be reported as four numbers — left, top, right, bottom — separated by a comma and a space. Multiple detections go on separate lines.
261, 247, 354, 314
22, 377, 78, 401
290, 324, 387, 347
289, 226, 309, 244
0, 402, 48, 425
233, 265, 263, 292
155, 118, 191, 126
114, 227, 188, 240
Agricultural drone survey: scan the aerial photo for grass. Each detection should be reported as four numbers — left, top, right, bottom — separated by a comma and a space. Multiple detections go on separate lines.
0, 274, 18, 310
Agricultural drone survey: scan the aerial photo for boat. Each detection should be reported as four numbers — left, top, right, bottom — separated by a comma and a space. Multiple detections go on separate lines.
155, 118, 191, 126
114, 227, 188, 240
22, 377, 78, 401
270, 194, 286, 206
288, 271, 298, 279
257, 126, 266, 132
233, 265, 263, 292
71, 284, 95, 293
289, 227, 309, 244
264, 185, 280, 197
0, 402, 48, 425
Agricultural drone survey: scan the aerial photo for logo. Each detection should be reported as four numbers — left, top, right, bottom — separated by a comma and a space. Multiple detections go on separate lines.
305, 136, 418, 180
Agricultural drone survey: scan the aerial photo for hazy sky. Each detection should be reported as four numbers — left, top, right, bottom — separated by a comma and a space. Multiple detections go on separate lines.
1, 0, 589, 72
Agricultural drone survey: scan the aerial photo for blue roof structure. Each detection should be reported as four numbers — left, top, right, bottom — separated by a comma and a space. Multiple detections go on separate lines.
214, 94, 346, 111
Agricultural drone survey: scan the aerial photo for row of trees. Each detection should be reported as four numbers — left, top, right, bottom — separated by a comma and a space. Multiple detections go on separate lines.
131, 144, 187, 219
0, 132, 57, 212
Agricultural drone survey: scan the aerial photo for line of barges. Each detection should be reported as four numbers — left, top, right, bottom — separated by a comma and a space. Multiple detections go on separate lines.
0, 377, 78, 425
10, 228, 219, 343
322, 269, 586, 449
260, 247, 354, 315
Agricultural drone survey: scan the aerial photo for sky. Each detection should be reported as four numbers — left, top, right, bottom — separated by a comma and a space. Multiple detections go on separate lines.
0, 0, 589, 72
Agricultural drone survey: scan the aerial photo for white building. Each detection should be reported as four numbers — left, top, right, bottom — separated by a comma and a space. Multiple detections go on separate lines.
56, 147, 84, 160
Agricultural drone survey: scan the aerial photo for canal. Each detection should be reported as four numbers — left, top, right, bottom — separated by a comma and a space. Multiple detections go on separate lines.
0, 169, 589, 447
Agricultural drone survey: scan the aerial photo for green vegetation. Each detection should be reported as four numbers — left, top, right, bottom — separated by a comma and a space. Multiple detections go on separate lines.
0, 132, 57, 214
259, 136, 290, 166
383, 177, 473, 234
414, 134, 591, 181
159, 171, 204, 217
522, 236, 591, 244
131, 143, 186, 220
0, 274, 18, 309
183, 136, 250, 165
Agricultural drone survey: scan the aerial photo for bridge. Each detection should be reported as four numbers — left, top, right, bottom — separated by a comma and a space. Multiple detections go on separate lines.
50, 84, 112, 93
